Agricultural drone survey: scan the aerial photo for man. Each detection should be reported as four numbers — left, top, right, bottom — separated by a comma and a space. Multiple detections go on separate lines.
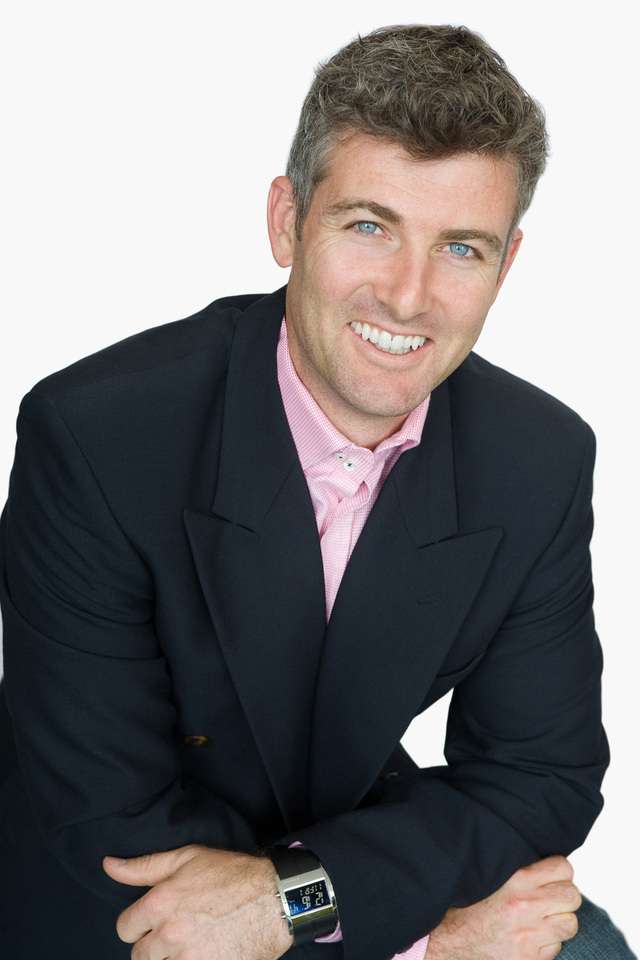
0, 22, 635, 960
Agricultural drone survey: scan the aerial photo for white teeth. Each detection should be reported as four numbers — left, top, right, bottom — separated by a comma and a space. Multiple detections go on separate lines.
349, 321, 426, 355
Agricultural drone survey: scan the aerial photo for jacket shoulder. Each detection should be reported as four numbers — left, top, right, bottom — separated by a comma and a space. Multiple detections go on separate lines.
449, 350, 595, 517
23, 291, 267, 405
454, 349, 594, 445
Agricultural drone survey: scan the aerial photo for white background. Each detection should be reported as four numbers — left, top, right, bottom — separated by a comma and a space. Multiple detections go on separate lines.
1, 1, 638, 950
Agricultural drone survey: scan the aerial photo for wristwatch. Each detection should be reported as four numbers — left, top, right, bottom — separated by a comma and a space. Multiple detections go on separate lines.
265, 844, 340, 946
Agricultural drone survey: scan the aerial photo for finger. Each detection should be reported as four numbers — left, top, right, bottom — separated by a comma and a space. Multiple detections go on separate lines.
516, 855, 574, 890
116, 890, 160, 944
536, 879, 582, 913
128, 928, 166, 959
531, 855, 573, 879
103, 856, 156, 887
103, 845, 199, 886
146, 930, 172, 960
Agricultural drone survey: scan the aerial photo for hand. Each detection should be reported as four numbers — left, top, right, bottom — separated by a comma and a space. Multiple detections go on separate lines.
426, 855, 582, 960
102, 843, 293, 960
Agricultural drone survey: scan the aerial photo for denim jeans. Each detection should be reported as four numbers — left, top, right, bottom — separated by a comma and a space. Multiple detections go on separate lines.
558, 893, 637, 958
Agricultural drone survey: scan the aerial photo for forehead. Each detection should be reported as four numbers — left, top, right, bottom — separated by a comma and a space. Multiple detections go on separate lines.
316, 132, 518, 228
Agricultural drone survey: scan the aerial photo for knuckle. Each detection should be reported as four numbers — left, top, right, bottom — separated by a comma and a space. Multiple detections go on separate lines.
544, 945, 563, 959
555, 856, 574, 880
556, 880, 580, 905
512, 926, 535, 947
548, 881, 582, 911
514, 861, 534, 879
505, 894, 529, 917
545, 855, 575, 884
544, 854, 572, 874
162, 918, 188, 945
516, 854, 572, 884
145, 890, 167, 917
571, 887, 583, 911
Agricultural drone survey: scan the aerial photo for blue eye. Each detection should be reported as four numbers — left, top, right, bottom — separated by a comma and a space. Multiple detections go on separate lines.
449, 242, 473, 257
354, 221, 381, 236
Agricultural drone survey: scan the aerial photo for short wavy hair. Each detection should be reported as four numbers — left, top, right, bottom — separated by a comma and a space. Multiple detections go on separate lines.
285, 24, 549, 243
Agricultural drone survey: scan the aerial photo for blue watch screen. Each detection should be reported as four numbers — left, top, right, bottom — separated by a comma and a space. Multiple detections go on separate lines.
286, 879, 330, 916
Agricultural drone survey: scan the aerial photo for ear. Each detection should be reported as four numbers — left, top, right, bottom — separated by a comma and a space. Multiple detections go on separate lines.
266, 176, 298, 268
491, 227, 523, 304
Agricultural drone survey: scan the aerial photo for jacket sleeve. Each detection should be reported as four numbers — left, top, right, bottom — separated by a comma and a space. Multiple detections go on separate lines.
0, 389, 262, 910
287, 843, 430, 957
269, 421, 610, 960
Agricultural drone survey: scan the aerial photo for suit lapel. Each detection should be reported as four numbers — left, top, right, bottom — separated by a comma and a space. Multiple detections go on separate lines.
184, 284, 327, 831
183, 283, 504, 829
309, 391, 504, 817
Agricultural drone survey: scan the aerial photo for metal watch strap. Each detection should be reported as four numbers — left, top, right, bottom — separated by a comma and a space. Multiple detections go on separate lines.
266, 844, 339, 945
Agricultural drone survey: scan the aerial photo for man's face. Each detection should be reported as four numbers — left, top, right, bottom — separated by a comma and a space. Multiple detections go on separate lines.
268, 132, 522, 444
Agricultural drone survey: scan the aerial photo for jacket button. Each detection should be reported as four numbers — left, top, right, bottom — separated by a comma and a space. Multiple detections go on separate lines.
183, 734, 209, 747
381, 770, 399, 780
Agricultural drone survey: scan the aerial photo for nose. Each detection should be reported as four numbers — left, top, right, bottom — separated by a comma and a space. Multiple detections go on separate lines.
373, 244, 435, 325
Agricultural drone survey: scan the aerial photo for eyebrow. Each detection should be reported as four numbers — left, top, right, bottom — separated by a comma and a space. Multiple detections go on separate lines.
323, 198, 505, 256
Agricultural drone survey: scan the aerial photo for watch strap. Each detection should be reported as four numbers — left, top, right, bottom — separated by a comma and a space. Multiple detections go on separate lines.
268, 845, 325, 878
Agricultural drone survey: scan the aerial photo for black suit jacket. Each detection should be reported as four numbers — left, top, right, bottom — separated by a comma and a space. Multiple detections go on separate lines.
0, 283, 610, 960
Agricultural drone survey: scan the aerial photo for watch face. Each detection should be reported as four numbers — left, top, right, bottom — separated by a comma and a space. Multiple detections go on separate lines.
285, 879, 331, 916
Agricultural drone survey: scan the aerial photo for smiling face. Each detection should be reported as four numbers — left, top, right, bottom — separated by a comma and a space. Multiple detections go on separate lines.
267, 132, 523, 448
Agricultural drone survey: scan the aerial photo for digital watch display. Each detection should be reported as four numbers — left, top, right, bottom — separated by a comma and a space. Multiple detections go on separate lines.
266, 845, 340, 946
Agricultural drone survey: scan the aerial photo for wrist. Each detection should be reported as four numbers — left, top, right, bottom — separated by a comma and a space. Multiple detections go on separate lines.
257, 855, 296, 954
425, 923, 460, 960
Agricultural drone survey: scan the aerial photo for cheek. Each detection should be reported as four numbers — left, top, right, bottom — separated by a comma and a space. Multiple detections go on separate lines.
442, 269, 495, 321
311, 240, 377, 300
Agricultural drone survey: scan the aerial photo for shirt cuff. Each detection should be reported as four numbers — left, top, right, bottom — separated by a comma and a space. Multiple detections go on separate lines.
391, 933, 430, 958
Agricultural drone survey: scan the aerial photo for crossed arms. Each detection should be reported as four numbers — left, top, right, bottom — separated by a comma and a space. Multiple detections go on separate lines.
0, 390, 609, 960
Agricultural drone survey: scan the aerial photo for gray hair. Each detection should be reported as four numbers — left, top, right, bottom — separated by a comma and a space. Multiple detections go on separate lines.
285, 24, 549, 246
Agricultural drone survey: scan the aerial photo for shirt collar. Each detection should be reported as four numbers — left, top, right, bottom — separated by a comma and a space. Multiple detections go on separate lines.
276, 315, 430, 472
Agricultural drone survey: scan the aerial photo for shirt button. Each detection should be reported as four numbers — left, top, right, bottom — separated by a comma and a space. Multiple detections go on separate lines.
343, 459, 355, 471
336, 452, 346, 461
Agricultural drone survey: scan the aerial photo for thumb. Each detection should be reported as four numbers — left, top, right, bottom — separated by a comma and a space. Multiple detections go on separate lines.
102, 846, 198, 886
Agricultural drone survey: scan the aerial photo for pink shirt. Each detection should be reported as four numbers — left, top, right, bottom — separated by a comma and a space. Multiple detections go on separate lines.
276, 316, 431, 959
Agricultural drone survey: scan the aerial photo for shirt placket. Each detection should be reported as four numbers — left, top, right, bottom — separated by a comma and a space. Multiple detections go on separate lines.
319, 452, 381, 619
